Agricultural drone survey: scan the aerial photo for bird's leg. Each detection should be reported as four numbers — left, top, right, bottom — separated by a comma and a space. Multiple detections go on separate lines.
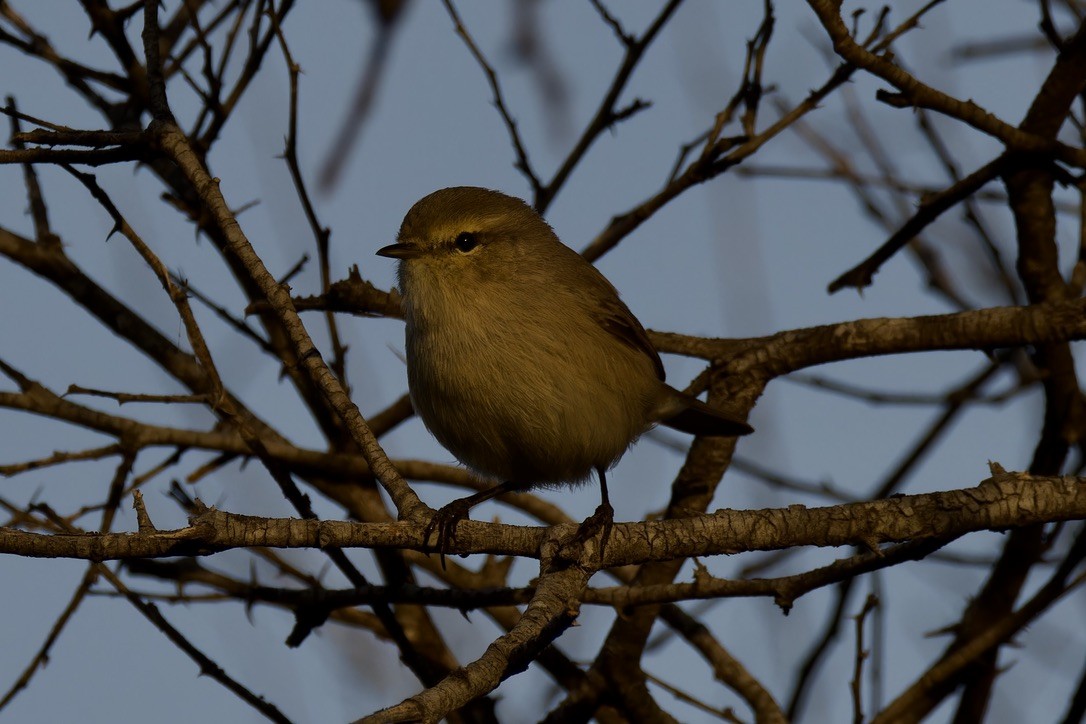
425, 480, 518, 570
571, 466, 615, 559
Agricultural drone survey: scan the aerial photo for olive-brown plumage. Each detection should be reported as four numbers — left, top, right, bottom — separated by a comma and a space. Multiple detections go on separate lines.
377, 187, 751, 555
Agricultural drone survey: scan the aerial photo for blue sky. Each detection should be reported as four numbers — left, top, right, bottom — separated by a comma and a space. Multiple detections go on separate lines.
0, 2, 1080, 722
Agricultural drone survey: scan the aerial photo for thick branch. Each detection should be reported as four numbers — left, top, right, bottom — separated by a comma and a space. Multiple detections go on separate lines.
359, 562, 590, 723
3, 471, 1082, 566
658, 297, 1086, 376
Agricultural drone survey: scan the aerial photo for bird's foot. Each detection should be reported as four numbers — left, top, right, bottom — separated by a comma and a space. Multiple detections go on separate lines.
569, 501, 614, 562
424, 498, 475, 570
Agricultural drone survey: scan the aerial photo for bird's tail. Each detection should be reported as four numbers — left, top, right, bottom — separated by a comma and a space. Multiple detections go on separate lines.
658, 386, 753, 437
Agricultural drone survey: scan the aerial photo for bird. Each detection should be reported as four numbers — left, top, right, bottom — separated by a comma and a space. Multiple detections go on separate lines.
376, 187, 752, 559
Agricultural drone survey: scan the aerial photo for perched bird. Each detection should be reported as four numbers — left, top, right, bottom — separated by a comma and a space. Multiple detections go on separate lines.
377, 187, 752, 555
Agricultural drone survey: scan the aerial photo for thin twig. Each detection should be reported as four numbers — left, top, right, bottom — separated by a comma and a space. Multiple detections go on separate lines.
851, 594, 879, 724
441, 0, 541, 196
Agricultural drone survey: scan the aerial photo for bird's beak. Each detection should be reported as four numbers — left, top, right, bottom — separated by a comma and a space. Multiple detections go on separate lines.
376, 243, 422, 259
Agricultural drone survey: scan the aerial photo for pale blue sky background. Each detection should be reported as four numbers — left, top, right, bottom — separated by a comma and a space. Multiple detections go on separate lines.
1, 2, 1081, 722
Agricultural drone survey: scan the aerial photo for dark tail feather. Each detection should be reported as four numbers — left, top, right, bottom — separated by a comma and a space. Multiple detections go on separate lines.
661, 391, 753, 437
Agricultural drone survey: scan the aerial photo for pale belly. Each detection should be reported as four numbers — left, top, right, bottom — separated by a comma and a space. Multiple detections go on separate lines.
406, 319, 658, 486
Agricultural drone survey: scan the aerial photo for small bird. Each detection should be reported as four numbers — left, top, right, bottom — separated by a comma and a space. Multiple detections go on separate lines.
377, 187, 752, 557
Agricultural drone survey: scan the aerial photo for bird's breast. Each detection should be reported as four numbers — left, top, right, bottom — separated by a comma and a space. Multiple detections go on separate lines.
401, 277, 660, 484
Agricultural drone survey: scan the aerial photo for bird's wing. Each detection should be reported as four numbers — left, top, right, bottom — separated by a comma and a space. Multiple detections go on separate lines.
549, 240, 666, 381
593, 294, 666, 381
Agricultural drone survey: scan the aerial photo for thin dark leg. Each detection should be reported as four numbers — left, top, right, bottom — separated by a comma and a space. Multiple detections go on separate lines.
425, 480, 519, 570
597, 466, 611, 509
594, 466, 615, 552
570, 466, 615, 559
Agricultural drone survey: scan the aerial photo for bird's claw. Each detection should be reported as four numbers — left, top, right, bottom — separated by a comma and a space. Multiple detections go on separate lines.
424, 499, 475, 570
570, 501, 614, 561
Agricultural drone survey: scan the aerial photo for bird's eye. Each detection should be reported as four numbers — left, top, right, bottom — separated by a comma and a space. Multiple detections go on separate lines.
454, 232, 479, 253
